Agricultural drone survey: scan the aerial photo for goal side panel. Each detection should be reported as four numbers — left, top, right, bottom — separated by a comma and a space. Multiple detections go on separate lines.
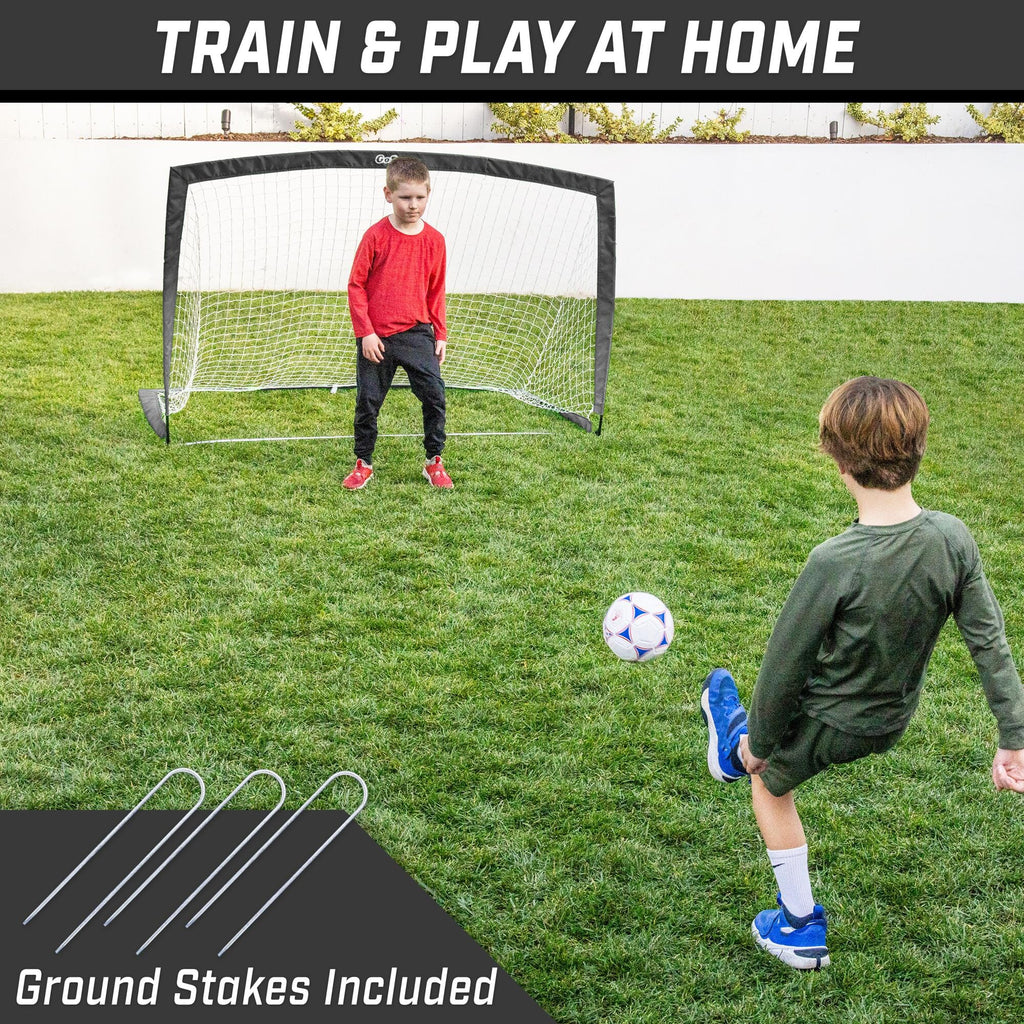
594, 178, 616, 423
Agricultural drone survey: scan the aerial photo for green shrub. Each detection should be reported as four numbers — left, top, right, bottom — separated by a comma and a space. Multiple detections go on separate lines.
488, 102, 581, 143
290, 102, 398, 142
575, 103, 682, 143
690, 107, 749, 142
845, 102, 940, 141
965, 102, 1024, 143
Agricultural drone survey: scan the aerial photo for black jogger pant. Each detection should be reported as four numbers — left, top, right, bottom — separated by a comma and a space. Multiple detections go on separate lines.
354, 324, 447, 463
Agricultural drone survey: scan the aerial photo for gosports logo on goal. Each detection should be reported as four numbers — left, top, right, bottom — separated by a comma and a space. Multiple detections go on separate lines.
375, 154, 397, 164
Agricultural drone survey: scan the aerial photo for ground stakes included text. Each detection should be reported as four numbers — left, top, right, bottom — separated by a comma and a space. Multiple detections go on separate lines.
15, 966, 498, 1008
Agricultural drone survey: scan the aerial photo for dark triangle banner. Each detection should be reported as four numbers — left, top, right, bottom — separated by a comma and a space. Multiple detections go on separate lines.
2, 810, 557, 1023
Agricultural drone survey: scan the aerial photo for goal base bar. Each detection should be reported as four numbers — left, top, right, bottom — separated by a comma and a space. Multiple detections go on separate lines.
138, 387, 596, 443
560, 410, 594, 432
179, 430, 552, 447
138, 389, 169, 442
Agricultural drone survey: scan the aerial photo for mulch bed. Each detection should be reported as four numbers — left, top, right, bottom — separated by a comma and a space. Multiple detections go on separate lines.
132, 133, 996, 144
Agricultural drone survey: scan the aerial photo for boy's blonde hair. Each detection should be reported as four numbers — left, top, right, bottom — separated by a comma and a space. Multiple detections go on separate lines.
818, 376, 929, 490
386, 156, 431, 191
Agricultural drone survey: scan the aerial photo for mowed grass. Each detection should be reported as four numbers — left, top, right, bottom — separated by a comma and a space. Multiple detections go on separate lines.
2, 292, 1023, 1022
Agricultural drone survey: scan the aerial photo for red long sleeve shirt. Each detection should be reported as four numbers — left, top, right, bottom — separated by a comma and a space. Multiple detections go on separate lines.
347, 217, 447, 342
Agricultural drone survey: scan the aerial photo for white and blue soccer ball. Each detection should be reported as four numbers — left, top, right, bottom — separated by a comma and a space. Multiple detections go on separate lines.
602, 592, 674, 662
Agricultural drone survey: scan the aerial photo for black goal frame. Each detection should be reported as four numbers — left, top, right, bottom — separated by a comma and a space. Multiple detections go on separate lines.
138, 148, 615, 443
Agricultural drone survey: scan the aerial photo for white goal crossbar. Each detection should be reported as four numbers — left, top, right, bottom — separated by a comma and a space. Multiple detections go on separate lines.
139, 149, 615, 443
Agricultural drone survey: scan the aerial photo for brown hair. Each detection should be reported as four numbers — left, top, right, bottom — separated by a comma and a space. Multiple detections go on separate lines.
386, 156, 431, 191
818, 376, 929, 490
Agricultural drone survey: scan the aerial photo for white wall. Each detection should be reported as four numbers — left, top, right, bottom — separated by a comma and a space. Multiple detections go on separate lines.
2, 140, 1022, 302
0, 101, 993, 141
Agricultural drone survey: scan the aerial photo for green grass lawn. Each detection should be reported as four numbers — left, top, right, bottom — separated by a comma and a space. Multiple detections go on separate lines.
2, 293, 1023, 1022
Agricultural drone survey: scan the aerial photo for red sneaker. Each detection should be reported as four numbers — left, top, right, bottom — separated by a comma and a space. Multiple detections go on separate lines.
423, 455, 453, 489
343, 458, 373, 490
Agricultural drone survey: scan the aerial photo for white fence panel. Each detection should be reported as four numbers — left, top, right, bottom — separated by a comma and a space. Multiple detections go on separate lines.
112, 104, 140, 139
250, 101, 282, 133
65, 104, 97, 139
86, 104, 118, 138
181, 103, 213, 137
40, 105, 68, 139
12, 102, 44, 139
136, 106, 164, 138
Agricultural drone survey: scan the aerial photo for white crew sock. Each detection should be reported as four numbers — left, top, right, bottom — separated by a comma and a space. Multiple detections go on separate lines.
766, 845, 814, 919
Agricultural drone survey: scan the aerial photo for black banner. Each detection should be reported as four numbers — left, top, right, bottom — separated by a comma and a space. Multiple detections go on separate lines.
2, 811, 555, 1023
2, 1, 1022, 98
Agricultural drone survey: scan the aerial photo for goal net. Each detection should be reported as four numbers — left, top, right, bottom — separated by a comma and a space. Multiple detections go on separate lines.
139, 149, 615, 442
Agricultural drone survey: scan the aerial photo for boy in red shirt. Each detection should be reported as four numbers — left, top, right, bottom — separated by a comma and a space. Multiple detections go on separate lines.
344, 156, 452, 489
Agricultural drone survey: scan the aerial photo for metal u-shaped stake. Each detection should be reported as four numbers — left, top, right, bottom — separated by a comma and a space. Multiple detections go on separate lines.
216, 771, 368, 957
135, 769, 287, 955
184, 771, 367, 932
23, 767, 205, 927
108, 770, 287, 929
52, 769, 207, 953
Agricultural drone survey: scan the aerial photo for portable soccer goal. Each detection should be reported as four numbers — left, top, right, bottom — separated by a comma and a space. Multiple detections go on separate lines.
138, 149, 615, 443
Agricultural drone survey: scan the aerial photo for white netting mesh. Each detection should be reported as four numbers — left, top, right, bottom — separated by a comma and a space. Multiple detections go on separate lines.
167, 165, 600, 426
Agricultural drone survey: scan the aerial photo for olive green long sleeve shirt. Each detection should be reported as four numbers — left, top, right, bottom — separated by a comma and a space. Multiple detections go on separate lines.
747, 509, 1024, 759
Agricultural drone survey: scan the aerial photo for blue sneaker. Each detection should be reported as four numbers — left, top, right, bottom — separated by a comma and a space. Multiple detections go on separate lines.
700, 668, 749, 782
752, 896, 830, 970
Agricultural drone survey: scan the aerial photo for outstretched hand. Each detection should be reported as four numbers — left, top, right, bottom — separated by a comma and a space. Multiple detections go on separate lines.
992, 748, 1024, 793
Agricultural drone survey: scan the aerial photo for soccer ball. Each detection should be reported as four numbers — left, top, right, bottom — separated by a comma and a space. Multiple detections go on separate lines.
602, 592, 674, 662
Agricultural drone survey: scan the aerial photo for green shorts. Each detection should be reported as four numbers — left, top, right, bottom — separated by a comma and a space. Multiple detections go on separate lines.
758, 713, 905, 797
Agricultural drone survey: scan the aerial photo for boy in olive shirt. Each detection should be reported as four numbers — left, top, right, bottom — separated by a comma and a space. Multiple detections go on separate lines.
701, 376, 1024, 970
